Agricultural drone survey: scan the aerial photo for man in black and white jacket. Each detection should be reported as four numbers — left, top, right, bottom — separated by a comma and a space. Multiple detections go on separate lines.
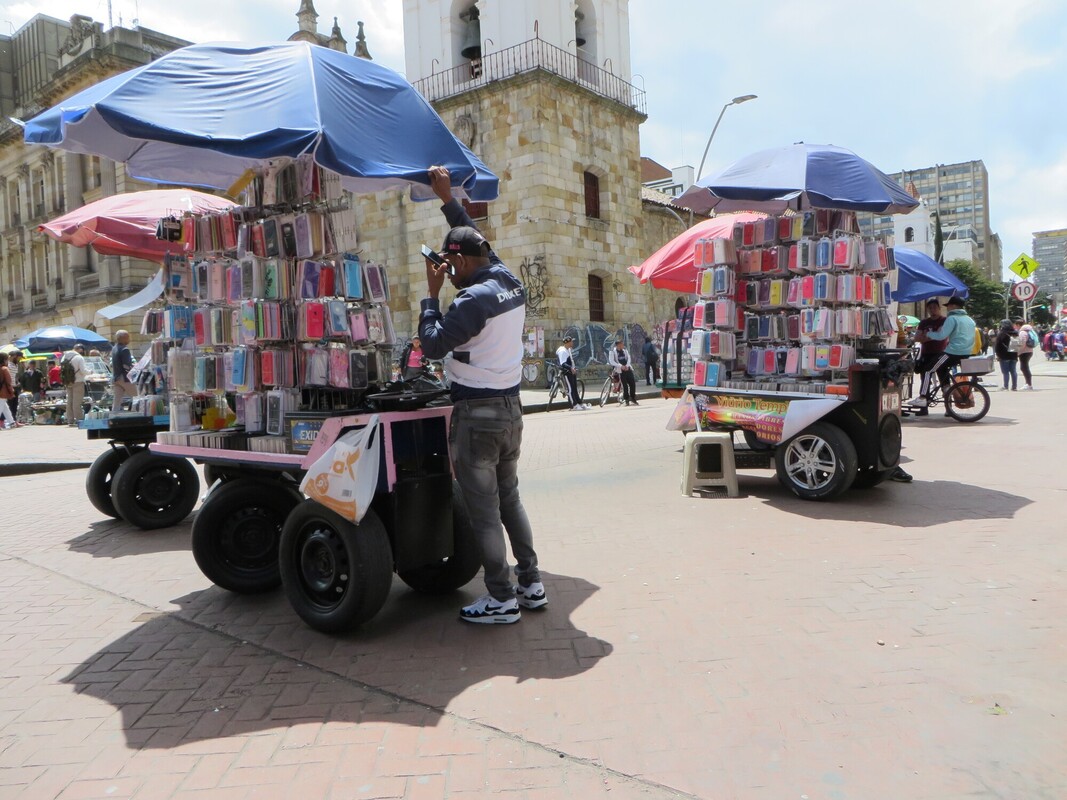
418, 165, 545, 625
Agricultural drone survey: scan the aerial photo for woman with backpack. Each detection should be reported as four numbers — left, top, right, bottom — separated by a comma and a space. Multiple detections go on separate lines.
1016, 322, 1037, 390
993, 319, 1018, 391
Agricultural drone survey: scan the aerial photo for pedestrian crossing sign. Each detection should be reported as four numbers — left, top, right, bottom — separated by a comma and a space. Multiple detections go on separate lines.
1008, 253, 1038, 278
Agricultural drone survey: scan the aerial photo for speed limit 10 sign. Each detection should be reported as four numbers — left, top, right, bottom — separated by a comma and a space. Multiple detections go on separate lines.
1012, 281, 1038, 302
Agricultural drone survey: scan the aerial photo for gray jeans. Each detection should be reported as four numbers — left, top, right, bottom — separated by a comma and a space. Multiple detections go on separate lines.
450, 396, 539, 601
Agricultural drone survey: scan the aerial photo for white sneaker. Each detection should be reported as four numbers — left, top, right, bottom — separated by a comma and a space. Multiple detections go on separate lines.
516, 582, 548, 610
1023, 385, 1034, 391
460, 594, 520, 624
906, 397, 928, 408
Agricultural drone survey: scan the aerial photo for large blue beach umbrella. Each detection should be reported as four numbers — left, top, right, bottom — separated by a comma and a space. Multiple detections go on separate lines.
674, 143, 919, 216
24, 41, 498, 201
15, 325, 109, 352
891, 248, 970, 302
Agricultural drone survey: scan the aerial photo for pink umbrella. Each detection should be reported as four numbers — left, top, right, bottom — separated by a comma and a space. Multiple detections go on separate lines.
38, 189, 236, 263
628, 211, 767, 293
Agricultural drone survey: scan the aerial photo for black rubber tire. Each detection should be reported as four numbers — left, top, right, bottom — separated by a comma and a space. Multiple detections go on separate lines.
742, 429, 775, 451
202, 463, 233, 486
598, 377, 612, 408
396, 482, 482, 594
944, 381, 990, 423
775, 422, 858, 501
192, 478, 302, 593
279, 501, 393, 633
852, 467, 894, 489
111, 451, 200, 530
86, 447, 141, 519
547, 380, 562, 412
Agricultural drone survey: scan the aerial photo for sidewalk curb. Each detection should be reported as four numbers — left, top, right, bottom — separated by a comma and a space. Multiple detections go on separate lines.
522, 386, 664, 414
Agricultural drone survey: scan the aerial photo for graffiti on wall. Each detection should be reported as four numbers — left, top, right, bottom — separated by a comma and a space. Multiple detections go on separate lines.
548, 322, 657, 372
520, 255, 549, 319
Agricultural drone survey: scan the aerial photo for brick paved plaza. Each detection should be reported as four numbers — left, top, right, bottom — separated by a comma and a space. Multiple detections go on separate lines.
1, 363, 1065, 799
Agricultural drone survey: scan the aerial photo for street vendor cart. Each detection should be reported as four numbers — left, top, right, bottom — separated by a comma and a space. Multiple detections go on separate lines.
26, 41, 499, 633
647, 143, 923, 500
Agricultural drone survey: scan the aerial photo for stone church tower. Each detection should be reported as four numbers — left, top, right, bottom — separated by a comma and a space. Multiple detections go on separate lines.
366, 0, 672, 373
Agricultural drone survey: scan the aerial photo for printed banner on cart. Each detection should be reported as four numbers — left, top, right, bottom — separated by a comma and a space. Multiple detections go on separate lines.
689, 390, 843, 444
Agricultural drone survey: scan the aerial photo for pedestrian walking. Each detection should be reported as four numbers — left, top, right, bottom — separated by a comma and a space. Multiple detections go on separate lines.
642, 337, 660, 386
110, 330, 137, 410
4, 349, 22, 420
993, 319, 1018, 391
418, 164, 545, 625
1016, 321, 1037, 390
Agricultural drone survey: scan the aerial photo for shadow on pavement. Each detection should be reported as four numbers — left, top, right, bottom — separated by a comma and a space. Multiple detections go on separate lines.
62, 571, 611, 748
746, 475, 1032, 527
66, 517, 193, 558
902, 414, 1018, 428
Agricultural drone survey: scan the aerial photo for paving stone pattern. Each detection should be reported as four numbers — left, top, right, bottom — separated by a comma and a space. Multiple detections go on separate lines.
2, 363, 1067, 798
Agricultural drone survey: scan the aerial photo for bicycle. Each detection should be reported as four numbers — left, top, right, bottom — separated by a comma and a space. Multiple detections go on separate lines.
546, 366, 585, 412
903, 356, 991, 423
598, 371, 623, 408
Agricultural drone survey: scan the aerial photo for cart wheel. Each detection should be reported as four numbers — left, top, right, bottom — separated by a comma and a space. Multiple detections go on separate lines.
742, 429, 774, 452
774, 422, 857, 501
852, 467, 894, 489
202, 463, 233, 486
111, 450, 201, 530
279, 501, 393, 633
397, 481, 481, 594
85, 446, 142, 519
192, 478, 302, 593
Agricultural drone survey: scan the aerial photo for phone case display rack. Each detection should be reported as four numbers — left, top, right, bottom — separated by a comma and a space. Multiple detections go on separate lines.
141, 161, 398, 454
688, 209, 896, 394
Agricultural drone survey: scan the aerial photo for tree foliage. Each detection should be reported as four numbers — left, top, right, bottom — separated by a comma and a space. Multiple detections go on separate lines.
944, 259, 1009, 327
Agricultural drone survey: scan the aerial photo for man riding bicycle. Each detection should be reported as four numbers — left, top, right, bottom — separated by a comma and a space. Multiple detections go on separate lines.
911, 296, 977, 414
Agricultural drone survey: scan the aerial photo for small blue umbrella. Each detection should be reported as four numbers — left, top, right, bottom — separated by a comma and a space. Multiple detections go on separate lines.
16, 325, 109, 352
24, 41, 498, 202
892, 248, 969, 302
674, 143, 919, 215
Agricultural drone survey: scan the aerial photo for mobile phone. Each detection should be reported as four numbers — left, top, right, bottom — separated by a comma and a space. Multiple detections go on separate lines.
421, 244, 454, 275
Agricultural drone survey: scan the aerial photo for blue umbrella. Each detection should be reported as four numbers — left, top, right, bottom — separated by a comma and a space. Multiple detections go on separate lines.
17, 325, 109, 352
892, 248, 969, 302
674, 143, 919, 215
24, 42, 497, 201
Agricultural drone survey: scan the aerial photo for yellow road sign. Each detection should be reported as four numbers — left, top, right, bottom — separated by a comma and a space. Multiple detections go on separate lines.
1008, 253, 1039, 278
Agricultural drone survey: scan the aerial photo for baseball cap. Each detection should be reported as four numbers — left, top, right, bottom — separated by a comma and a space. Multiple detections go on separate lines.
946, 296, 966, 308
72, 343, 85, 351
441, 226, 489, 257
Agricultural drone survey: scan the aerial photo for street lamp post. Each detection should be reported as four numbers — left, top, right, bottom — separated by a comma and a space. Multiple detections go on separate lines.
695, 94, 757, 182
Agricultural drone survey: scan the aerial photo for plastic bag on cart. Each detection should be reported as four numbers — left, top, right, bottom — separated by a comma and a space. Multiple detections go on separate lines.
299, 415, 380, 524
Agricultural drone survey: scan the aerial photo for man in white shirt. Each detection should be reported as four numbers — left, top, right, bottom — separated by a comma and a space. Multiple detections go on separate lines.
555, 337, 588, 410
61, 344, 88, 425
607, 338, 638, 406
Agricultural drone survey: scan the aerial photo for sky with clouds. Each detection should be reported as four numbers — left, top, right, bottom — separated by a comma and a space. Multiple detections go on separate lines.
4, 0, 1064, 280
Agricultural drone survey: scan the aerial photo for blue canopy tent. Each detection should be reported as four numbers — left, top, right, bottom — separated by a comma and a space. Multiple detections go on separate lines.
674, 143, 919, 215
23, 42, 498, 202
15, 325, 109, 352
892, 248, 969, 302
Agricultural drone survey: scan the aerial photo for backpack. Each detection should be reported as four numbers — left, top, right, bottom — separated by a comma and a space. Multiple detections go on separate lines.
60, 357, 76, 386
1028, 329, 1039, 348
972, 327, 983, 355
